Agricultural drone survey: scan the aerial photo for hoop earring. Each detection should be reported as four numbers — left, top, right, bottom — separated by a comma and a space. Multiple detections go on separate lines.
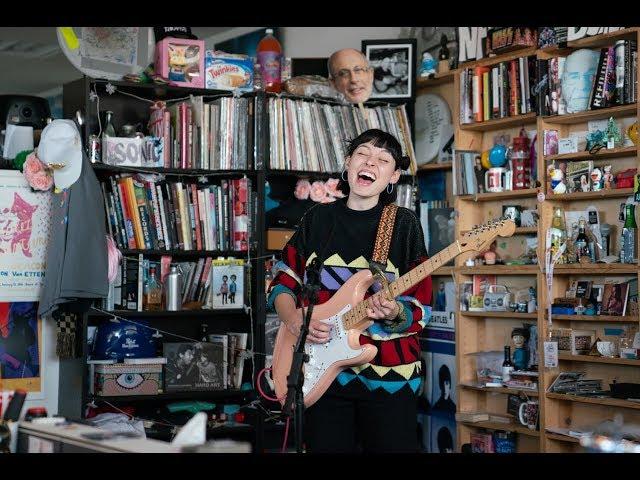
386, 183, 394, 194
341, 170, 348, 182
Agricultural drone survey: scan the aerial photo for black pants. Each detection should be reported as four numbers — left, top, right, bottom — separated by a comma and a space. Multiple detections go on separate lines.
304, 378, 419, 453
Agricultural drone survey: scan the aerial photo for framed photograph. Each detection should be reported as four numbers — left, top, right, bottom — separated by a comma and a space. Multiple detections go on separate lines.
362, 38, 417, 100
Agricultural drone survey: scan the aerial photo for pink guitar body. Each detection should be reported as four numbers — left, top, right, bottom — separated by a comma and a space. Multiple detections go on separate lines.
271, 269, 378, 408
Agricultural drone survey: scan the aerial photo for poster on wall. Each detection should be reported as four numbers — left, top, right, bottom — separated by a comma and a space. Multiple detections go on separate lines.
0, 302, 42, 392
0, 170, 52, 302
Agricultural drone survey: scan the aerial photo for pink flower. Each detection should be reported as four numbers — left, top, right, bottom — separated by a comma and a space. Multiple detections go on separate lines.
23, 153, 43, 177
294, 179, 311, 200
320, 195, 336, 203
309, 181, 327, 202
325, 178, 346, 198
29, 172, 53, 191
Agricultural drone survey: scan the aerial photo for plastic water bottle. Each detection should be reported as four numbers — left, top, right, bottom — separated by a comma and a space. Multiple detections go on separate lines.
257, 28, 282, 93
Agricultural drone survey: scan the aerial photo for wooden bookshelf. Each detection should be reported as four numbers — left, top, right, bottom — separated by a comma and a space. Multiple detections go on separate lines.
461, 311, 538, 319
89, 309, 248, 318
546, 314, 638, 323
451, 27, 640, 454
460, 46, 538, 70
90, 390, 247, 403
416, 70, 456, 88
542, 103, 637, 125
458, 265, 539, 275
460, 383, 539, 397
551, 264, 638, 275
546, 393, 640, 411
432, 266, 454, 276
544, 145, 638, 163
460, 420, 541, 437
567, 27, 639, 49
545, 433, 581, 444
547, 187, 635, 201
458, 188, 538, 201
418, 161, 453, 171
460, 112, 537, 132
557, 353, 640, 366
461, 226, 537, 235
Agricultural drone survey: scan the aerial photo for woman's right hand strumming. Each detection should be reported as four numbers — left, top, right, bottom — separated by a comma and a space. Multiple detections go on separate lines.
275, 293, 332, 344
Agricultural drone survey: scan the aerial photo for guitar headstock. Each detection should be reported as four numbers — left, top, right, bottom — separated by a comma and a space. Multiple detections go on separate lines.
459, 218, 517, 254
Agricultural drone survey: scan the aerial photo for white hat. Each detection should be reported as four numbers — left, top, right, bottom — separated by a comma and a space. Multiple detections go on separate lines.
38, 119, 82, 189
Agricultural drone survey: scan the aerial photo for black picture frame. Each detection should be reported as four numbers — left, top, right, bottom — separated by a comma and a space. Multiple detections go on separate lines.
361, 38, 417, 101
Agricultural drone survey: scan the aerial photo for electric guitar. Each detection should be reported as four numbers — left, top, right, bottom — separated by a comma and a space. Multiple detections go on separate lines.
271, 218, 516, 408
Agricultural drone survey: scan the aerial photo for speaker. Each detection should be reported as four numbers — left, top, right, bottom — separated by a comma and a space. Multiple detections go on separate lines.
0, 95, 51, 130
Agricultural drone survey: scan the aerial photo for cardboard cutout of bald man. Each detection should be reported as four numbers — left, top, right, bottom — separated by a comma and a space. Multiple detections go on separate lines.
328, 48, 374, 104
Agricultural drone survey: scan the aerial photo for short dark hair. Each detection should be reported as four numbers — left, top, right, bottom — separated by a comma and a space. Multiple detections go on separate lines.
438, 364, 451, 392
437, 427, 454, 452
337, 129, 410, 205
178, 344, 195, 356
230, 274, 236, 280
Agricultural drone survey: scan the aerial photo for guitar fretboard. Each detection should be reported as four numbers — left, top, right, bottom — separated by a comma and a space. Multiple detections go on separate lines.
341, 242, 460, 330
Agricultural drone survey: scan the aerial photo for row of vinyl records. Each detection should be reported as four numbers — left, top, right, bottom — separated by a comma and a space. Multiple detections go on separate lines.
459, 41, 638, 123
100, 175, 253, 252
267, 97, 415, 173
147, 96, 253, 170
103, 255, 246, 312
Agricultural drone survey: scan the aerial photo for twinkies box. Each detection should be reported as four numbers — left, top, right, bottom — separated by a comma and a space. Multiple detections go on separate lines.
205, 51, 254, 92
94, 363, 163, 396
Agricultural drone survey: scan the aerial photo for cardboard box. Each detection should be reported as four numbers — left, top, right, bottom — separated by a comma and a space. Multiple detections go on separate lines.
155, 37, 205, 88
94, 363, 163, 396
267, 228, 295, 251
205, 51, 254, 92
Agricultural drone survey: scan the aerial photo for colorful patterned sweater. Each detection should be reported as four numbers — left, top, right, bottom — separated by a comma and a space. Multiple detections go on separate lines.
267, 198, 432, 395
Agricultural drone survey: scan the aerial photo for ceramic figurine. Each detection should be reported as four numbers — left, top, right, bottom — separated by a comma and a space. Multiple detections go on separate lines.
591, 167, 603, 191
603, 165, 614, 189
549, 165, 567, 194
511, 328, 530, 371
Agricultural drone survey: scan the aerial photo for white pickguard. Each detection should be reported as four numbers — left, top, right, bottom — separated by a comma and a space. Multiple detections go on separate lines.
301, 304, 366, 397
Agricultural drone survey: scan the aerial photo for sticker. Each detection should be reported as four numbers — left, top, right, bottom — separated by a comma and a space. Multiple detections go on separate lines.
544, 341, 558, 368
537, 191, 545, 203
59, 27, 80, 50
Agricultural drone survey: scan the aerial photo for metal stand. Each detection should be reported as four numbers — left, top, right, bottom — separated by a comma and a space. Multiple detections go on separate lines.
281, 258, 322, 453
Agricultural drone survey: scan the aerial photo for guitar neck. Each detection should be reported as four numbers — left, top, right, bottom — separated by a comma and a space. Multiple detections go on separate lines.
342, 242, 461, 330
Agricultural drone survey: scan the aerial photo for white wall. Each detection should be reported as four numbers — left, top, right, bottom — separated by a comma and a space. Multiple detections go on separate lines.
204, 26, 405, 59
281, 27, 403, 58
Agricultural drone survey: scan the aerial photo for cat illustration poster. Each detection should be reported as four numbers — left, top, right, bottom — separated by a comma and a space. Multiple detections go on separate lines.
0, 171, 52, 302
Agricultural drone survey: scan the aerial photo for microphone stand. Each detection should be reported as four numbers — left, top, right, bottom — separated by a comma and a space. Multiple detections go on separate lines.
281, 258, 322, 453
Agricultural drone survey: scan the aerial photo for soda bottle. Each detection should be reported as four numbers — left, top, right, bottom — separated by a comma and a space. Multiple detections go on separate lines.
257, 28, 282, 93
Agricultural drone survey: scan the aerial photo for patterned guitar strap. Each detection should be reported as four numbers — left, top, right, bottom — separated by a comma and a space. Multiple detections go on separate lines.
369, 203, 398, 300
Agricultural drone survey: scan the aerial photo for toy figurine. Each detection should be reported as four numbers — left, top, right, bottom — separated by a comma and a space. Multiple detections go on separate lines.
591, 167, 603, 191
548, 165, 567, 194
511, 328, 530, 371
603, 165, 614, 189
528, 287, 537, 314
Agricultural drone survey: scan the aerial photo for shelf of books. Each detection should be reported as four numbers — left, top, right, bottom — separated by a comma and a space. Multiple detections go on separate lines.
60, 78, 267, 450
450, 27, 640, 453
